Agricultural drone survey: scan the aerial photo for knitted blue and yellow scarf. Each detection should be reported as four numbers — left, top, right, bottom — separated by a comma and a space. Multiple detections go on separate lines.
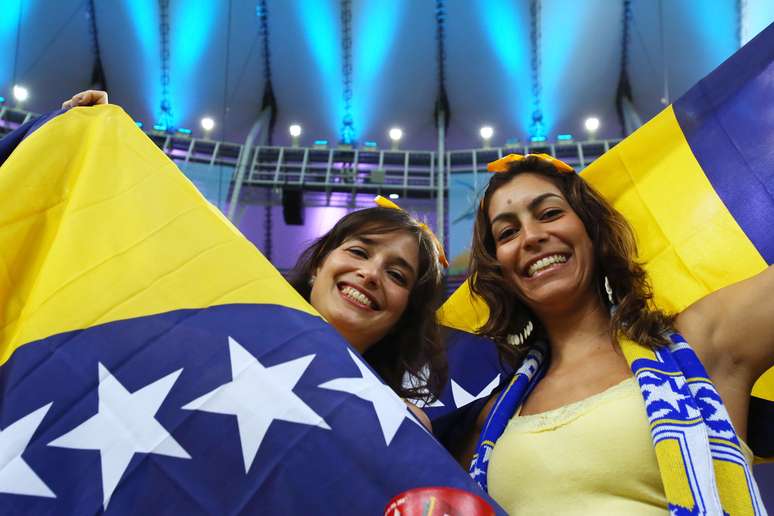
469, 333, 766, 515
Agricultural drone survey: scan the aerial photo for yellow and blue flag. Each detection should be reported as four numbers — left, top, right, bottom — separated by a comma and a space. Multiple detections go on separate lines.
581, 20, 774, 460
435, 22, 774, 461
0, 106, 503, 514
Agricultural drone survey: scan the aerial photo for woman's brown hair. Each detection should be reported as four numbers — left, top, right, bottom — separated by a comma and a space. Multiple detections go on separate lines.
469, 155, 675, 367
290, 207, 447, 401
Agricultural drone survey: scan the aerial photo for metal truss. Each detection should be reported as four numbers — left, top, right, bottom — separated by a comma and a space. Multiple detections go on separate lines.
0, 106, 620, 200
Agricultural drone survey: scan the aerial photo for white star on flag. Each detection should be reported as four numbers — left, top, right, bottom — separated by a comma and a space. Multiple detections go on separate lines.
48, 364, 190, 509
319, 349, 419, 446
451, 374, 500, 408
0, 403, 55, 498
182, 336, 330, 473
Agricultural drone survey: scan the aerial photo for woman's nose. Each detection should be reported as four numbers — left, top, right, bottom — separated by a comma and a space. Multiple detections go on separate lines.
356, 261, 380, 287
521, 220, 548, 249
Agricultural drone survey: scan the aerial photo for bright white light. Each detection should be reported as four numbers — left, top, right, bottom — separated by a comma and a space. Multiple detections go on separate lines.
289, 124, 302, 137
388, 193, 399, 200
388, 127, 403, 141
584, 117, 600, 132
200, 117, 215, 131
13, 85, 29, 102
479, 126, 494, 140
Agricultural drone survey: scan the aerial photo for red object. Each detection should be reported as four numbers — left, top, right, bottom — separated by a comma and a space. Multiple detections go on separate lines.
384, 487, 495, 516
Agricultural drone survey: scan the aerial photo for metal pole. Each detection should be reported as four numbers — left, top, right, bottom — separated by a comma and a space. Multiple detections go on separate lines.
227, 107, 270, 221
436, 109, 446, 249
658, 0, 670, 105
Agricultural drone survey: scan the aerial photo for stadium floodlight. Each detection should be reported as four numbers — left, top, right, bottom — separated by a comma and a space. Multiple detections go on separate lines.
584, 117, 600, 137
13, 85, 29, 103
479, 126, 494, 148
200, 117, 215, 132
289, 124, 302, 146
388, 127, 403, 150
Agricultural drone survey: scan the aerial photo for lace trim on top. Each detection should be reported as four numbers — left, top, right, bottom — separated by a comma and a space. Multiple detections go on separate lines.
508, 377, 755, 464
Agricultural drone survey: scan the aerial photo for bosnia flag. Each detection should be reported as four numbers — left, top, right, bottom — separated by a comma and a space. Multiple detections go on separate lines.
0, 105, 504, 514
437, 21, 774, 462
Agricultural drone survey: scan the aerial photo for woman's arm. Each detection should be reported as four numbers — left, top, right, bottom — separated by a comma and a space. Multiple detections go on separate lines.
677, 265, 774, 382
676, 265, 774, 437
404, 401, 432, 432
431, 395, 497, 468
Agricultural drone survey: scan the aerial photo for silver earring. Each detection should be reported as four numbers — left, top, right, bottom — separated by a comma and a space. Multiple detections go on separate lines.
507, 320, 534, 348
604, 276, 614, 305
309, 275, 316, 286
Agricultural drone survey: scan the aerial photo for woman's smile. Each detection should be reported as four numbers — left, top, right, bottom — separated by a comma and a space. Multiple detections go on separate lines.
337, 283, 379, 310
522, 253, 570, 278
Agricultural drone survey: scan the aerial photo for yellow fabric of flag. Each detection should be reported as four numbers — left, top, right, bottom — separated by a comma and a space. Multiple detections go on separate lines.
581, 107, 772, 402
0, 105, 316, 367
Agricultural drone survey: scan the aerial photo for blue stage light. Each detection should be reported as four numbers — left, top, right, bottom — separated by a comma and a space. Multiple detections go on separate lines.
530, 135, 547, 143
297, 1, 341, 142
0, 96, 5, 104
351, 0, 403, 141
153, 124, 167, 132
125, 0, 162, 122
539, 2, 591, 137
170, 1, 216, 125
685, 1, 737, 63
0, 1, 23, 90
479, 0, 530, 136
177, 128, 192, 135
135, 121, 144, 128
557, 134, 573, 142
363, 141, 378, 149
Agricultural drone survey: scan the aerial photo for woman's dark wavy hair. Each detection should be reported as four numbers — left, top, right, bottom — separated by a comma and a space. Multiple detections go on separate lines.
469, 156, 675, 367
290, 207, 447, 401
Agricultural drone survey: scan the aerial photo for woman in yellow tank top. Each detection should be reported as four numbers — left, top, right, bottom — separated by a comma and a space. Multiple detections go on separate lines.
458, 154, 772, 514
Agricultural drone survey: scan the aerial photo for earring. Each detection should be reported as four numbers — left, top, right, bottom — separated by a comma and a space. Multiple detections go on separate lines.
309, 275, 316, 286
507, 320, 534, 348
604, 276, 614, 305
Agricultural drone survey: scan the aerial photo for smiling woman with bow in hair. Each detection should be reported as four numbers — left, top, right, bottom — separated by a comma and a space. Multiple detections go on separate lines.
457, 153, 772, 514
289, 197, 449, 424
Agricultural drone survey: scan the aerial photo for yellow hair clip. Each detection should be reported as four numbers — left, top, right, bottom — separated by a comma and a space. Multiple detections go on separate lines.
487, 153, 574, 174
374, 195, 449, 268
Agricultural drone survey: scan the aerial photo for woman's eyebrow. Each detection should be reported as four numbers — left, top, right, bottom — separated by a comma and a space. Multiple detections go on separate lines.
350, 235, 417, 279
351, 236, 374, 246
527, 192, 563, 211
490, 211, 518, 227
391, 256, 416, 279
491, 192, 563, 226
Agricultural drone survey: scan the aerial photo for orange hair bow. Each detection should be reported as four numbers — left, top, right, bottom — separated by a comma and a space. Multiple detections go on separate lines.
487, 153, 575, 174
374, 195, 449, 268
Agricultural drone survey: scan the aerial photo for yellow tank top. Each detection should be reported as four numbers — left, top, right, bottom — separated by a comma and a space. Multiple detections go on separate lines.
487, 378, 753, 515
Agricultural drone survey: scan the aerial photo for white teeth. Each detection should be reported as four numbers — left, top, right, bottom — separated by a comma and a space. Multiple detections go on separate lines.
507, 321, 534, 347
341, 286, 373, 308
527, 254, 567, 277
